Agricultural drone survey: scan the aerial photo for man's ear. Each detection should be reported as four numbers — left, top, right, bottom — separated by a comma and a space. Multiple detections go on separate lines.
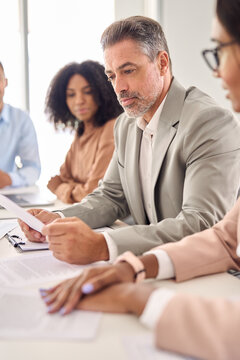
156, 51, 169, 75
5, 78, 8, 88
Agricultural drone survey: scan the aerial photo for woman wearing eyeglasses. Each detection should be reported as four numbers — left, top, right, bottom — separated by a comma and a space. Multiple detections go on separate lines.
202, 2, 240, 112
41, 1, 240, 359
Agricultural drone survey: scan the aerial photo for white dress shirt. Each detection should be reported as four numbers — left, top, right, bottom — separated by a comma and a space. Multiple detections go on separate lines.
137, 99, 166, 224
105, 99, 169, 262
140, 287, 175, 329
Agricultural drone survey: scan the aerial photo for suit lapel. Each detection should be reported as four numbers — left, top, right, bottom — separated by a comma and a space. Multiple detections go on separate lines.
125, 121, 148, 223
151, 78, 187, 222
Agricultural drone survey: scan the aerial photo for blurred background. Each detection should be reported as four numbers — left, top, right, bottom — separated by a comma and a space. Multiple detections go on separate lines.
1, 0, 231, 186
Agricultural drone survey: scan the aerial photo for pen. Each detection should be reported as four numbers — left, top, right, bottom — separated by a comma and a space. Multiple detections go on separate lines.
7, 234, 25, 247
11, 235, 25, 244
7, 234, 18, 247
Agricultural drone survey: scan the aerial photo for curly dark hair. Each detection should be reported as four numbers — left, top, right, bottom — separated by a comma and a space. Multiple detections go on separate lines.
45, 60, 123, 136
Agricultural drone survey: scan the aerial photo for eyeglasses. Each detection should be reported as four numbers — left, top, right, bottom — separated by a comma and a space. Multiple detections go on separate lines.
202, 40, 237, 71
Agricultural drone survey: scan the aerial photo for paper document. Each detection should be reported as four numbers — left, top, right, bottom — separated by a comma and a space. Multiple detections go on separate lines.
0, 251, 85, 287
0, 288, 101, 340
6, 226, 49, 252
0, 219, 18, 239
0, 193, 44, 232
122, 335, 194, 360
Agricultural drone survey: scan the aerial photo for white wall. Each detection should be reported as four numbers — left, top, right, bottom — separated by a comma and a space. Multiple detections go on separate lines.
114, 0, 144, 20
114, 0, 235, 112
162, 0, 232, 111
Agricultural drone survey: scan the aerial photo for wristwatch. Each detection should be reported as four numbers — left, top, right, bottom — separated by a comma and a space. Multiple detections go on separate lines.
114, 251, 146, 282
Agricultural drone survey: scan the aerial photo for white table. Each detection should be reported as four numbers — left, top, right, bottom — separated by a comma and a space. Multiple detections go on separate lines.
1, 225, 240, 360
0, 188, 240, 359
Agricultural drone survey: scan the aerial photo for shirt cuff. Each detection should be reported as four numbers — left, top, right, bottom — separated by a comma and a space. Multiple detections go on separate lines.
103, 232, 118, 263
53, 211, 65, 218
140, 288, 175, 330
144, 249, 175, 280
237, 243, 240, 257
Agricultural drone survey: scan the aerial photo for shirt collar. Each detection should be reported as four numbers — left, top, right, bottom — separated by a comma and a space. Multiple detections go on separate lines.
137, 96, 167, 135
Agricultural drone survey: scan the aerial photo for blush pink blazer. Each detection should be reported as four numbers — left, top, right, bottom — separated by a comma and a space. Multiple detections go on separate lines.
160, 197, 240, 282
152, 198, 240, 359
155, 293, 240, 360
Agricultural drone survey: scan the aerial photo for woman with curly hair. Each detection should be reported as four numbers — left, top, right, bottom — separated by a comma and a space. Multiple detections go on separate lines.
46, 60, 123, 203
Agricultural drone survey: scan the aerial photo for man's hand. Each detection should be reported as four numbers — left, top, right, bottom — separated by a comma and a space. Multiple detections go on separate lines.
18, 209, 60, 242
41, 217, 110, 264
0, 170, 12, 188
40, 261, 135, 315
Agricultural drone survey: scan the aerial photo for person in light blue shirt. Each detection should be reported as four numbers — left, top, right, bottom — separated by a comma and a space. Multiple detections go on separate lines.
0, 61, 41, 188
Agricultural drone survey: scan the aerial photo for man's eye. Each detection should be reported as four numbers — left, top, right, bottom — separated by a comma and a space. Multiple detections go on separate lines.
124, 69, 134, 74
107, 76, 114, 82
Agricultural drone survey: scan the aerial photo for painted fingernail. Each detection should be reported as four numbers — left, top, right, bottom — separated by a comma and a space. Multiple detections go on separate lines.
39, 289, 47, 296
44, 296, 51, 303
59, 307, 66, 316
82, 283, 94, 294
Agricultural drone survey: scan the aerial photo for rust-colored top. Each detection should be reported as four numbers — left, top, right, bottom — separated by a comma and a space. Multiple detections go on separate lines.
47, 118, 116, 203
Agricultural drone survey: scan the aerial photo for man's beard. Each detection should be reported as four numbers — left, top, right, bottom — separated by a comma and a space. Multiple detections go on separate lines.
118, 90, 158, 118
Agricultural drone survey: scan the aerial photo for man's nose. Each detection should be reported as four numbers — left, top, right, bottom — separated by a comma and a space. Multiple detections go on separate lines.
114, 76, 129, 95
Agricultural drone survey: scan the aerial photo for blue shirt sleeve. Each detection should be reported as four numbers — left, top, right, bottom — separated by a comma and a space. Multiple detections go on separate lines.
0, 104, 41, 187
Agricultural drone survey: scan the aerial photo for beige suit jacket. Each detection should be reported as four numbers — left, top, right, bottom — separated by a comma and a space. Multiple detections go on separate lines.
154, 198, 240, 359
62, 78, 240, 255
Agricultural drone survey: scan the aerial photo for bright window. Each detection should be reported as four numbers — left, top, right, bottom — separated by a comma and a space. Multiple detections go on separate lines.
0, 0, 23, 108
1, 0, 114, 185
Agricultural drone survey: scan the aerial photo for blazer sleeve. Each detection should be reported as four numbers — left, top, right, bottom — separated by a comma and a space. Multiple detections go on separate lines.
157, 198, 240, 282
155, 293, 240, 360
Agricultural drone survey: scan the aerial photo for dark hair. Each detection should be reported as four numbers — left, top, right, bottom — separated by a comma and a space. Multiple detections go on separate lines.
216, 0, 240, 44
45, 60, 123, 136
101, 16, 172, 72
